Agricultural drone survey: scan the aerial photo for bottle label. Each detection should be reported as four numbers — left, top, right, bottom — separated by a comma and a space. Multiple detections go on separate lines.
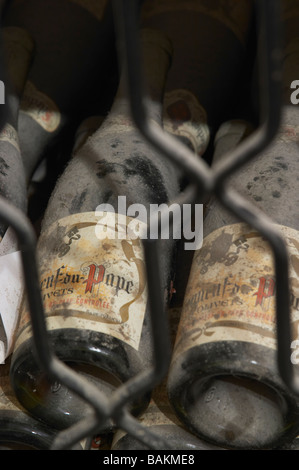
163, 89, 210, 155
172, 223, 299, 360
67, 0, 108, 21
0, 123, 20, 152
20, 81, 61, 132
141, 0, 253, 46
14, 212, 148, 352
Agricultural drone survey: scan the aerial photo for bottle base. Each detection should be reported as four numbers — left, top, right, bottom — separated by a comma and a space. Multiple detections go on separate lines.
10, 328, 151, 432
167, 341, 299, 449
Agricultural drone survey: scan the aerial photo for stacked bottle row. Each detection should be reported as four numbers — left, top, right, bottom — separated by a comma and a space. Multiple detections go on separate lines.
0, 0, 298, 451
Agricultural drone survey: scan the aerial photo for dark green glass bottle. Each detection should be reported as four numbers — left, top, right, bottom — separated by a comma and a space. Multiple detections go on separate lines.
111, 309, 226, 451
167, 1, 299, 449
10, 28, 180, 433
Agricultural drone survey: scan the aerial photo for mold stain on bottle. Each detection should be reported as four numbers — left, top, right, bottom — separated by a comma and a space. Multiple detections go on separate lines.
0, 157, 9, 176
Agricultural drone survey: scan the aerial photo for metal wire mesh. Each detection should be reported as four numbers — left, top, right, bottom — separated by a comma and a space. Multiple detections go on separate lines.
0, 0, 296, 450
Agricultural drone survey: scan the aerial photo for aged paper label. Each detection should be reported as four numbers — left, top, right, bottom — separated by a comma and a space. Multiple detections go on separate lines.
15, 212, 148, 351
173, 223, 299, 359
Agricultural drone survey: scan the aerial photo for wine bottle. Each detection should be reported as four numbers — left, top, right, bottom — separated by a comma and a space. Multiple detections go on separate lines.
0, 26, 33, 243
141, 0, 254, 158
2, 0, 117, 183
0, 356, 56, 450
72, 115, 105, 154
167, 2, 299, 450
0, 28, 33, 364
10, 28, 180, 432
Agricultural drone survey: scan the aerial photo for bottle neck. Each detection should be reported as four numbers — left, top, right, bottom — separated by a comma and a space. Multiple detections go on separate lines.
2, 27, 34, 126
105, 27, 172, 128
141, 0, 253, 48
140, 0, 253, 128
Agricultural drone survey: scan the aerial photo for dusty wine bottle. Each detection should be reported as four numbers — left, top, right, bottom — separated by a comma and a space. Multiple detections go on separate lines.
10, 28, 180, 432
167, 3, 299, 449
2, 0, 116, 183
0, 27, 33, 363
141, 0, 253, 157
0, 26, 33, 243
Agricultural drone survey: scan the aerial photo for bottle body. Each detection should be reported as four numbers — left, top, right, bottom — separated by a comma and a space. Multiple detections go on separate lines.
167, 106, 299, 449
10, 28, 180, 431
